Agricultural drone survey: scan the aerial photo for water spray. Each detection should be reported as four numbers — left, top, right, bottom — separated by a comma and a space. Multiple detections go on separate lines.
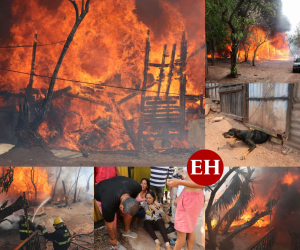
32, 196, 50, 223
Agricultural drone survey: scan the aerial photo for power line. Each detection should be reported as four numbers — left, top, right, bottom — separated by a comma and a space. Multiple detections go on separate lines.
0, 67, 200, 97
0, 40, 66, 49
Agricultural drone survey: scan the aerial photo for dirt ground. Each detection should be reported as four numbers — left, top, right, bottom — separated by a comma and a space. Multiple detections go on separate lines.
206, 226, 290, 250
0, 200, 94, 250
0, 145, 202, 166
205, 112, 300, 167
95, 200, 205, 250
205, 58, 300, 83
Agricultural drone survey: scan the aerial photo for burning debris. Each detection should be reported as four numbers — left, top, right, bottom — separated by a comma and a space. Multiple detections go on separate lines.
205, 167, 300, 250
0, 0, 205, 164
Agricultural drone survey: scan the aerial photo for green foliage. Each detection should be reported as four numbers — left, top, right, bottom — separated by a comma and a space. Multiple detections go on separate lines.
0, 167, 14, 194
231, 65, 240, 74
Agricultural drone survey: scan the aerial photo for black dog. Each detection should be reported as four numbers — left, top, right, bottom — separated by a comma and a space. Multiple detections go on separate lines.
222, 128, 269, 160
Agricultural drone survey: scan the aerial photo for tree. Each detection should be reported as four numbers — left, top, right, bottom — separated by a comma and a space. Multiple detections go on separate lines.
240, 25, 254, 62
251, 27, 270, 66
288, 22, 300, 58
205, 167, 278, 250
0, 167, 29, 224
0, 167, 14, 194
15, 0, 90, 149
21, 167, 39, 200
205, 0, 229, 66
73, 167, 82, 203
211, 0, 277, 77
51, 167, 62, 201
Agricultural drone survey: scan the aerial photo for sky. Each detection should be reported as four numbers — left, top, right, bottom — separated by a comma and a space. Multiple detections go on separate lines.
282, 0, 300, 32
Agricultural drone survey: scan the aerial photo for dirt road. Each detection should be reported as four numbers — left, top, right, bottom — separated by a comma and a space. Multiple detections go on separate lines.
205, 59, 300, 83
205, 113, 300, 167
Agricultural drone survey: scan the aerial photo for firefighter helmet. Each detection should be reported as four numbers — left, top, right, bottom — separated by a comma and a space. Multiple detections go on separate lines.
53, 217, 64, 227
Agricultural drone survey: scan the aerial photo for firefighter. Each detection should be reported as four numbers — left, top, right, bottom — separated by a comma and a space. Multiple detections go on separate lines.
37, 217, 71, 250
19, 213, 36, 242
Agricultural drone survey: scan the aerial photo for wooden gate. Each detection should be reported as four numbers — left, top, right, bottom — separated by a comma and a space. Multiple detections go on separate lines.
219, 84, 246, 121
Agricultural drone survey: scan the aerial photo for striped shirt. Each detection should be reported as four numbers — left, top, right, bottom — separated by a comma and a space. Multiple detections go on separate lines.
150, 167, 174, 187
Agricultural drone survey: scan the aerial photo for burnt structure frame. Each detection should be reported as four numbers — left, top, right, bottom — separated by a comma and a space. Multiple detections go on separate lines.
138, 31, 204, 147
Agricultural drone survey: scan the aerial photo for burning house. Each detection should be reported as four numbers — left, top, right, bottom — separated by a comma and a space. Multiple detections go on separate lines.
0, 0, 205, 166
0, 166, 94, 250
205, 167, 300, 250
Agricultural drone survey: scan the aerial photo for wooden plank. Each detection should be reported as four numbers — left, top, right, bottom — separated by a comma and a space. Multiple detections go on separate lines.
219, 85, 243, 93
145, 96, 180, 100
221, 112, 243, 121
143, 121, 181, 126
145, 100, 178, 105
245, 123, 279, 137
143, 108, 181, 113
141, 133, 179, 138
143, 117, 181, 123
142, 113, 181, 118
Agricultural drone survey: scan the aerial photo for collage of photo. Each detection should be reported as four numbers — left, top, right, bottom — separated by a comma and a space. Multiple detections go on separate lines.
1, 0, 300, 249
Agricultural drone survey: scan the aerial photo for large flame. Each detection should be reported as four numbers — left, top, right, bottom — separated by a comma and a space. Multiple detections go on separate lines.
8, 167, 52, 200
238, 29, 290, 61
0, 0, 204, 151
208, 29, 290, 61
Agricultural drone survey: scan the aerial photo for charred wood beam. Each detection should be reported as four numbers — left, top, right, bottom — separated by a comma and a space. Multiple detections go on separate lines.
157, 44, 168, 97
138, 30, 151, 146
65, 92, 110, 109
62, 180, 68, 207
219, 209, 272, 249
166, 44, 176, 96
118, 80, 158, 105
112, 102, 139, 150
25, 33, 38, 101
0, 195, 29, 224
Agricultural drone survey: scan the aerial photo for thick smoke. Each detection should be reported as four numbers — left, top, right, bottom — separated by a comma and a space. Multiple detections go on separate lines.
260, 0, 291, 36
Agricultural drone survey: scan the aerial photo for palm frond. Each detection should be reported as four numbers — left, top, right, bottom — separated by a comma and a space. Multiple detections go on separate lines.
212, 172, 243, 211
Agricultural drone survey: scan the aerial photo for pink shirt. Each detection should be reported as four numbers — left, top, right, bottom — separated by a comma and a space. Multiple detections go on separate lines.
136, 192, 147, 202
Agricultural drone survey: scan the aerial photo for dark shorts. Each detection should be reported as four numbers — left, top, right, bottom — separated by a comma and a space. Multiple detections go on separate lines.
135, 207, 146, 219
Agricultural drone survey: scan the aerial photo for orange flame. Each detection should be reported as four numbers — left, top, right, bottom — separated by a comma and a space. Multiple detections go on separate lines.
0, 0, 204, 151
9, 167, 52, 200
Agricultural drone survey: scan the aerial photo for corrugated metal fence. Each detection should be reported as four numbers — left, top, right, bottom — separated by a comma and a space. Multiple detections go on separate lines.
247, 83, 292, 136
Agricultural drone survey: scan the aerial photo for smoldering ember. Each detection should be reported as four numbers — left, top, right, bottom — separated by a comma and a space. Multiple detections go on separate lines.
205, 167, 300, 250
0, 0, 205, 166
0, 167, 94, 250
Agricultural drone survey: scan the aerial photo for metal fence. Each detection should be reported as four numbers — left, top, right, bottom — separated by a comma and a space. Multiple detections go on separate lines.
14, 231, 41, 250
247, 83, 293, 137
246, 227, 276, 250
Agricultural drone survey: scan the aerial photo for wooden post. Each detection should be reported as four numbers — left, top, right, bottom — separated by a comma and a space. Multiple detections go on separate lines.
26, 33, 38, 103
138, 31, 151, 146
166, 44, 176, 96
157, 44, 168, 96
179, 32, 188, 137
62, 180, 68, 207
112, 101, 139, 150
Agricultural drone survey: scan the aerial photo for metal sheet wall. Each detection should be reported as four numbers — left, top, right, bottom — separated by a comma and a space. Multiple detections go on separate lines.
248, 83, 291, 135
